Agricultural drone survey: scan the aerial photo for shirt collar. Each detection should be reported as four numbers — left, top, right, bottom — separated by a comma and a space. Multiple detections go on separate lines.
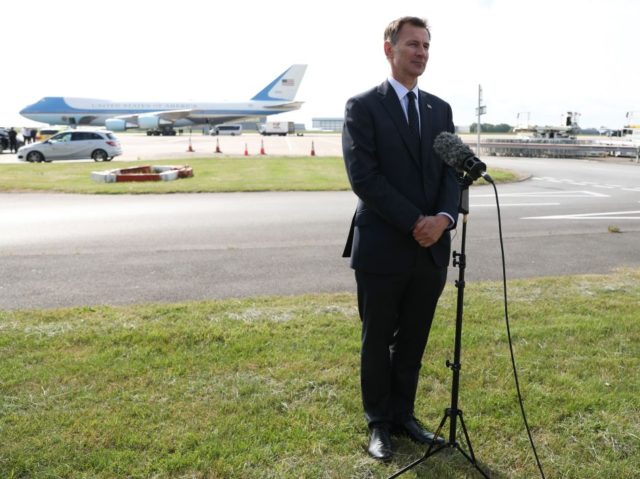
388, 76, 419, 101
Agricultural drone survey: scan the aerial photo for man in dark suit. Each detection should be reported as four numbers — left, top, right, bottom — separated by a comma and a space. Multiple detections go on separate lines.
342, 16, 460, 461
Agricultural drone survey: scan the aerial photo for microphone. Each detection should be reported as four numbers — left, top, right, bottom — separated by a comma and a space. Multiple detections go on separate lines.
433, 132, 494, 183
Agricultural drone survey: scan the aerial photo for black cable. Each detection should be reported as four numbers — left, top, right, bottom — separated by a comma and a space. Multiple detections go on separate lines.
491, 180, 547, 479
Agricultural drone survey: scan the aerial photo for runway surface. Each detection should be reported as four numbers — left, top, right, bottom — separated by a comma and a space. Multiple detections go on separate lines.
1, 155, 639, 310
0, 132, 343, 163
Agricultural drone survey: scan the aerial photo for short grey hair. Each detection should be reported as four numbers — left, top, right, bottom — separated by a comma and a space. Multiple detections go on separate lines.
384, 16, 430, 45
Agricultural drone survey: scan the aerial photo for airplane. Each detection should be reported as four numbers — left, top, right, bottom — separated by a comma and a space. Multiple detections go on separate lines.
19, 64, 307, 136
512, 111, 581, 139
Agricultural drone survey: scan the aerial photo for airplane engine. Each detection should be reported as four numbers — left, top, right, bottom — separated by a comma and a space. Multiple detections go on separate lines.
138, 115, 172, 130
105, 119, 128, 131
138, 115, 160, 129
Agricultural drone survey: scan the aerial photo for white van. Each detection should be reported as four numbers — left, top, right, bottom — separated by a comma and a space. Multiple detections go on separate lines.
211, 124, 242, 136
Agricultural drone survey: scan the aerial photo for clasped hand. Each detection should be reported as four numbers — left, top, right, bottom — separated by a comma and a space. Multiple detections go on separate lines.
412, 215, 450, 248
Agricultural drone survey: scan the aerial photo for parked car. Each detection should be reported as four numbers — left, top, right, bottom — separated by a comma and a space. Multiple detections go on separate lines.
35, 128, 61, 142
17, 130, 122, 162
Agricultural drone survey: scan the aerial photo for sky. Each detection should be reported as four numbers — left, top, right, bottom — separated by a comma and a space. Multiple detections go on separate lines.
1, 0, 638, 130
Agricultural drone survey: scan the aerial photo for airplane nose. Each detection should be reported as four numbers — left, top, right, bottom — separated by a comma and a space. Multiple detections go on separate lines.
19, 102, 34, 114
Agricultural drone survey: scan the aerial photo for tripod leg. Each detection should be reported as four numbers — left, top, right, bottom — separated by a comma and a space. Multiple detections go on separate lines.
454, 411, 491, 479
387, 412, 450, 479
432, 412, 449, 447
458, 411, 477, 462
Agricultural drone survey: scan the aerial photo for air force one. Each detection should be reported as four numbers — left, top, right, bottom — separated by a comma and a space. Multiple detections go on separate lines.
20, 64, 307, 135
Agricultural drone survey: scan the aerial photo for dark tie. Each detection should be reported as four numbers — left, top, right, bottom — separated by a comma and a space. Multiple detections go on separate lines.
406, 91, 420, 138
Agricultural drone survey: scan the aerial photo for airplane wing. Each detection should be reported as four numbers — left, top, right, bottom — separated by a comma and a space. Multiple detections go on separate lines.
115, 109, 194, 123
107, 109, 265, 130
115, 109, 267, 127
111, 109, 203, 130
263, 101, 304, 110
204, 115, 271, 127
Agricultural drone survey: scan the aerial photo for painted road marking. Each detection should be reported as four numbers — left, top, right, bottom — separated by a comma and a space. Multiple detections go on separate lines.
523, 210, 640, 220
533, 177, 640, 192
471, 202, 560, 208
472, 190, 608, 198
471, 191, 604, 208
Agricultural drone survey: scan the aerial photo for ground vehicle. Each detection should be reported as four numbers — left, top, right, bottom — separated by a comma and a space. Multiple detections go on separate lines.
17, 130, 122, 162
258, 121, 295, 136
211, 124, 242, 136
36, 128, 61, 142
146, 126, 177, 136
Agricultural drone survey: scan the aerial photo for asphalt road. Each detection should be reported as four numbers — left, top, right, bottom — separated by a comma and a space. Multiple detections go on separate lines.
1, 156, 639, 310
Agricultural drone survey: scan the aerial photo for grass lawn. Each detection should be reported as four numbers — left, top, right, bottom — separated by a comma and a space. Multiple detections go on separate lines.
1, 269, 638, 478
0, 157, 519, 194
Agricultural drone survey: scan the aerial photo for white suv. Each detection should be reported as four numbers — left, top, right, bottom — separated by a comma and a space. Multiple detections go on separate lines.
17, 130, 122, 162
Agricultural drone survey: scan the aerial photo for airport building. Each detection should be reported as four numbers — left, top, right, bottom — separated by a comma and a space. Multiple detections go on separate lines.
312, 117, 343, 132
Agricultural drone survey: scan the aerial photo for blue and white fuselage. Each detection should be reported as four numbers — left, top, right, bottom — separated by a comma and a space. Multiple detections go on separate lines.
19, 65, 307, 132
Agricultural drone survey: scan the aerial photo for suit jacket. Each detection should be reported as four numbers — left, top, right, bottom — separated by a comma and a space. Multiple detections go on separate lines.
342, 80, 460, 274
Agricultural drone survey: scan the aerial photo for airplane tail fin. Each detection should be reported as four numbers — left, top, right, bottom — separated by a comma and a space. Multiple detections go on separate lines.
251, 64, 307, 102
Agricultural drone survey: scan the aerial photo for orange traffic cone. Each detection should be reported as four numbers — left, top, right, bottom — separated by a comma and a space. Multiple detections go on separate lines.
310, 141, 316, 157
244, 143, 249, 156
260, 139, 266, 155
215, 138, 222, 153
187, 138, 195, 152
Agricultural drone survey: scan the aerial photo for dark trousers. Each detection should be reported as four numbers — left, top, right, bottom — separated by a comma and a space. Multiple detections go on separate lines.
356, 248, 447, 427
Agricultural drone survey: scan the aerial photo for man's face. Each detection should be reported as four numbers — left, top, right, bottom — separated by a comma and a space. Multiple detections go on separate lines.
384, 24, 430, 87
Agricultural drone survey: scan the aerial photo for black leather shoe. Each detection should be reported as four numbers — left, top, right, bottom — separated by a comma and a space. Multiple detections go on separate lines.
392, 417, 445, 446
367, 425, 393, 461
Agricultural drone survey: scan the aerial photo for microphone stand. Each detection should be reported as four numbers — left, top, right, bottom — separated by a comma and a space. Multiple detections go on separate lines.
389, 174, 490, 478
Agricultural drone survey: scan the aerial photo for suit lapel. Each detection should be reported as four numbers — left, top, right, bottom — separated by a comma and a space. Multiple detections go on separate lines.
377, 81, 421, 169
